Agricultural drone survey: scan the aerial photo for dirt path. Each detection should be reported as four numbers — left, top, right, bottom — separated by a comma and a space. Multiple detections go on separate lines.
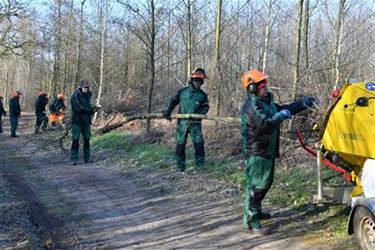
0, 113, 339, 249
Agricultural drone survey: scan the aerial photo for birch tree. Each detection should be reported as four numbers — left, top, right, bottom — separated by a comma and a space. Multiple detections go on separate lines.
75, 0, 86, 89
292, 0, 304, 100
333, 0, 346, 90
93, 0, 109, 123
261, 0, 273, 72
214, 0, 222, 116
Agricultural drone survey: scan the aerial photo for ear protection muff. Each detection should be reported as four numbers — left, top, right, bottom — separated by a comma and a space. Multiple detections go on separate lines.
247, 77, 257, 94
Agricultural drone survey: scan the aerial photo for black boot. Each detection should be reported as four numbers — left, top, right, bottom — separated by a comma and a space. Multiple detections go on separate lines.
71, 139, 79, 164
84, 139, 91, 163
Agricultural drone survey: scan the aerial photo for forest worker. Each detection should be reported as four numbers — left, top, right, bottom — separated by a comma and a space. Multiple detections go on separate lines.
9, 91, 22, 138
0, 95, 6, 134
49, 93, 66, 129
241, 69, 315, 235
70, 80, 99, 165
34, 91, 49, 133
163, 68, 210, 171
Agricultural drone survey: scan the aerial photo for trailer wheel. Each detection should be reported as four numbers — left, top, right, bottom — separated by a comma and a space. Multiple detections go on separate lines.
353, 206, 375, 250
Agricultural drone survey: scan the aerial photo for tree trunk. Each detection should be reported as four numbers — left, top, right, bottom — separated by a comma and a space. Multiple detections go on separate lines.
146, 0, 156, 133
186, 0, 193, 79
261, 0, 272, 72
333, 0, 346, 90
75, 0, 86, 90
93, 0, 108, 124
52, 0, 62, 96
63, 0, 74, 94
214, 0, 222, 116
292, 0, 304, 100
303, 0, 310, 84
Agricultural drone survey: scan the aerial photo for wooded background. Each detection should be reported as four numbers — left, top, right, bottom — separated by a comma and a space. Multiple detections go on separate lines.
1, 0, 374, 128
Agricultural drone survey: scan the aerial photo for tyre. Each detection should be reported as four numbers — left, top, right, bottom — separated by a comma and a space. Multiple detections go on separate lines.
353, 206, 375, 250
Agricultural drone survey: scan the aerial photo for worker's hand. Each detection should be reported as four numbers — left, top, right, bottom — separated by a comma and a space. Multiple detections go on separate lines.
162, 111, 172, 122
302, 96, 316, 108
278, 109, 292, 120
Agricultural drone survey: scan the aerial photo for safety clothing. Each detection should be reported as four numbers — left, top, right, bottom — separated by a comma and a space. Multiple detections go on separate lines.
241, 90, 307, 231
302, 96, 316, 108
0, 97, 6, 133
9, 94, 21, 137
278, 109, 292, 119
191, 68, 207, 79
35, 94, 49, 133
49, 96, 66, 128
70, 84, 95, 164
242, 70, 268, 90
164, 81, 209, 171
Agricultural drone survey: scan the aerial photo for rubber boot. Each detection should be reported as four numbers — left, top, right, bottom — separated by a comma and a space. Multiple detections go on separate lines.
83, 139, 91, 163
193, 142, 205, 168
175, 143, 186, 171
71, 139, 79, 164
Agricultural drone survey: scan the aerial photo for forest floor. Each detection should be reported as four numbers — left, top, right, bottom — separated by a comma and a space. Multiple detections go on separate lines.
0, 112, 355, 249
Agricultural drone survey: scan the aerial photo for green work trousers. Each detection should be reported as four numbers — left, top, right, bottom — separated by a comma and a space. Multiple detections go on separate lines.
175, 121, 205, 171
35, 112, 48, 132
0, 115, 3, 133
243, 156, 275, 229
10, 115, 18, 137
71, 123, 91, 162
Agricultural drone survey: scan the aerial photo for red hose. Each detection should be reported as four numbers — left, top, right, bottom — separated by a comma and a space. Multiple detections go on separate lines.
296, 129, 352, 183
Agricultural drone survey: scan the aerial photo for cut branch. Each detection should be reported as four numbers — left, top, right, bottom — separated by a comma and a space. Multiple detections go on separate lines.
95, 113, 240, 135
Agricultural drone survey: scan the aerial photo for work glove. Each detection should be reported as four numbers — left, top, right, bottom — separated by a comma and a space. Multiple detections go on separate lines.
162, 111, 172, 122
302, 96, 316, 108
277, 109, 292, 120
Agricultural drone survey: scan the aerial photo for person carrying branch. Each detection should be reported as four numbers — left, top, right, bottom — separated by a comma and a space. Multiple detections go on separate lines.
0, 95, 6, 134
70, 80, 100, 165
163, 68, 210, 171
9, 91, 22, 138
35, 91, 49, 133
241, 69, 315, 235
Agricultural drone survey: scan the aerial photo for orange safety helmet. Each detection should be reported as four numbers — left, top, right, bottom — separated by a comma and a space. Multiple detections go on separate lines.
11, 91, 22, 97
242, 70, 268, 90
57, 93, 65, 100
191, 68, 208, 79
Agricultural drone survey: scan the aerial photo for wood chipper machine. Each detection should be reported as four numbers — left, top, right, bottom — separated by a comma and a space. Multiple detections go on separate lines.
297, 81, 375, 249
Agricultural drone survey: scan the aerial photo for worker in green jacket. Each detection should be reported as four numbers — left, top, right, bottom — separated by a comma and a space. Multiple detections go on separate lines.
241, 69, 315, 235
70, 80, 99, 165
9, 91, 22, 138
163, 68, 210, 171
35, 91, 49, 133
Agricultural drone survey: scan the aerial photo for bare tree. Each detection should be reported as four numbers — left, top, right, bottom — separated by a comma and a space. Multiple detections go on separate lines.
333, 0, 346, 90
75, 0, 86, 88
292, 0, 304, 100
93, 0, 109, 123
261, 0, 273, 72
303, 0, 310, 84
0, 0, 28, 57
213, 0, 222, 116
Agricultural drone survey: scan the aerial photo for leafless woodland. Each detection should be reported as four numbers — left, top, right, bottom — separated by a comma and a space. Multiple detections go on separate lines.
1, 0, 375, 126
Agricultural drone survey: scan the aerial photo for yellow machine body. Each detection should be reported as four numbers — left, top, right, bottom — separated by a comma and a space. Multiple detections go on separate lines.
321, 82, 375, 196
